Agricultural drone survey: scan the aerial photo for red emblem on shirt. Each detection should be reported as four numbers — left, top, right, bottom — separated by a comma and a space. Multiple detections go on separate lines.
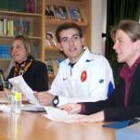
81, 70, 87, 82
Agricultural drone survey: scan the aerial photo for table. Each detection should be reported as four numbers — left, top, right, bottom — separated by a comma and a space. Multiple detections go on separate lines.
0, 111, 116, 140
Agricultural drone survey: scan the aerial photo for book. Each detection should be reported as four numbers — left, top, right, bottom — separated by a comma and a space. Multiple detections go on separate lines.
45, 60, 54, 75
68, 7, 83, 22
45, 5, 55, 19
31, 44, 39, 59
45, 31, 57, 48
0, 69, 5, 91
27, 0, 36, 13
53, 5, 69, 20
48, 59, 64, 76
103, 120, 131, 129
0, 19, 3, 36
0, 45, 11, 59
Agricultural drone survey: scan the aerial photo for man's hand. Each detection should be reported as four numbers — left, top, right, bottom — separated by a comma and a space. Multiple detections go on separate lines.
34, 92, 55, 106
0, 91, 6, 98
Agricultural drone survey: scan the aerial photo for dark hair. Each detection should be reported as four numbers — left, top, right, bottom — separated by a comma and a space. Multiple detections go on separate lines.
111, 20, 140, 42
46, 32, 53, 38
55, 22, 83, 42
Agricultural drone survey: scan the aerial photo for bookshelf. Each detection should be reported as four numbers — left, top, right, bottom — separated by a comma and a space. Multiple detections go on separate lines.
0, 0, 44, 72
0, 0, 91, 84
44, 0, 91, 80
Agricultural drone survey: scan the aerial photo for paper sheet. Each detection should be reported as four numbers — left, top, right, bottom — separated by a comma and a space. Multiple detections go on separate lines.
0, 105, 11, 113
44, 106, 85, 123
0, 98, 9, 104
9, 75, 39, 105
22, 104, 45, 112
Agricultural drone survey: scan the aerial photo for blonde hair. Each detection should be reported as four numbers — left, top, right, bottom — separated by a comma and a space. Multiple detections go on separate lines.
11, 35, 31, 54
111, 20, 140, 42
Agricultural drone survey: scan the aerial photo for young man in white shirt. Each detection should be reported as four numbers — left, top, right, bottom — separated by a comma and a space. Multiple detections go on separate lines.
35, 22, 114, 107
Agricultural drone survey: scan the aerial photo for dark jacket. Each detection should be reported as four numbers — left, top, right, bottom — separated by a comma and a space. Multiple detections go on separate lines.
82, 62, 140, 121
7, 59, 49, 92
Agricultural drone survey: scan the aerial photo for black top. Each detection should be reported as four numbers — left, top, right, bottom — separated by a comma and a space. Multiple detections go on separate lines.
82, 61, 140, 121
7, 58, 49, 92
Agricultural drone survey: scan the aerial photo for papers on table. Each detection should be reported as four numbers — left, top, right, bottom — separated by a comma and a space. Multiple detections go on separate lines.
8, 75, 39, 105
44, 106, 85, 123
0, 98, 8, 104
0, 105, 11, 113
22, 104, 45, 112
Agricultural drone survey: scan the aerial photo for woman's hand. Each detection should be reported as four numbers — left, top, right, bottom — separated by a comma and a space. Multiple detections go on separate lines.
59, 103, 82, 114
78, 111, 105, 123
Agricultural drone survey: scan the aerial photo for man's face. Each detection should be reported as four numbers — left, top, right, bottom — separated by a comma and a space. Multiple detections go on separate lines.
59, 28, 84, 63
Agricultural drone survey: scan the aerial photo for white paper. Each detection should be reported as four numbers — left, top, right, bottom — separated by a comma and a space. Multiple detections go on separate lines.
22, 104, 45, 112
0, 105, 11, 113
44, 106, 85, 123
0, 98, 9, 104
9, 75, 39, 105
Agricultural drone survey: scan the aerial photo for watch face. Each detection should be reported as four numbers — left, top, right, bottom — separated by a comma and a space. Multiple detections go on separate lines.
54, 98, 59, 104
53, 96, 59, 106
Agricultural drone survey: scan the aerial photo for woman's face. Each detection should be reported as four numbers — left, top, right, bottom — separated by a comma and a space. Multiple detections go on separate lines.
11, 39, 28, 63
113, 29, 139, 67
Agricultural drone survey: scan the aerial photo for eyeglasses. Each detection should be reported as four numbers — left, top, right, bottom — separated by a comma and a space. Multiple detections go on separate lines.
60, 34, 81, 44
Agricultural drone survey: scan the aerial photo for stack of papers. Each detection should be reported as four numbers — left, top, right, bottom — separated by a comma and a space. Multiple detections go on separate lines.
0, 105, 11, 113
22, 104, 45, 112
0, 98, 8, 104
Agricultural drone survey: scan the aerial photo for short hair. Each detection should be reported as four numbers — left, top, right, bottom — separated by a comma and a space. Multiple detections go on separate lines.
46, 32, 53, 39
55, 22, 83, 42
111, 20, 140, 42
11, 35, 31, 54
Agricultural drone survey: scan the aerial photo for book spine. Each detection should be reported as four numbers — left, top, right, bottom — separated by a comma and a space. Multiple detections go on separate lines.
0, 19, 4, 36
3, 19, 7, 35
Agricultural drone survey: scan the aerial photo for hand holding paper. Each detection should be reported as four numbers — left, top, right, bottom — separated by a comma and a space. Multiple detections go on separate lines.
9, 75, 39, 105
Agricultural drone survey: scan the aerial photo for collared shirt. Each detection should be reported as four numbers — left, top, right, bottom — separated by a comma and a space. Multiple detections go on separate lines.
48, 47, 114, 106
120, 56, 140, 106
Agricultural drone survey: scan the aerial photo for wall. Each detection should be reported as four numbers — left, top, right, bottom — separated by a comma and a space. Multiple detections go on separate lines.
91, 0, 107, 55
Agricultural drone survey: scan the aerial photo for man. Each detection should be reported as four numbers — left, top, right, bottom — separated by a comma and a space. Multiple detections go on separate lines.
35, 22, 114, 106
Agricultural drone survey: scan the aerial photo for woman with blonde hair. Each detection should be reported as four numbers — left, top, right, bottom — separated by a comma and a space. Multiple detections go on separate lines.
6, 35, 48, 91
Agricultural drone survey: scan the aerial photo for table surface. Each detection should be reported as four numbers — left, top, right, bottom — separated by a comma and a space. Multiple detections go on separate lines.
0, 111, 116, 140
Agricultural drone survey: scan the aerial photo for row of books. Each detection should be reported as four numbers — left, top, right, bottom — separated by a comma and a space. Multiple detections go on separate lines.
0, 0, 36, 13
31, 44, 40, 59
46, 5, 83, 22
0, 18, 30, 36
45, 59, 64, 76
0, 45, 11, 59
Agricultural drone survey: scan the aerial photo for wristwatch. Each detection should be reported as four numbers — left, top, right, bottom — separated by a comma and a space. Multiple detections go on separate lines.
52, 95, 59, 107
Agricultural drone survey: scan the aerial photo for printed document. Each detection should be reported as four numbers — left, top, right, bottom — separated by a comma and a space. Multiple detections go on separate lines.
9, 75, 39, 105
44, 106, 85, 123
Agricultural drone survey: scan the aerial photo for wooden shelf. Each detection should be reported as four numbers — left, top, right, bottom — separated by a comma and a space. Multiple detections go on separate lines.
0, 0, 91, 83
0, 36, 42, 40
45, 18, 88, 26
45, 47, 59, 51
0, 10, 42, 17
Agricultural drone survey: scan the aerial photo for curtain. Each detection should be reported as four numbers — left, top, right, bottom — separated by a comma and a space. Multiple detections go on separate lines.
105, 0, 140, 83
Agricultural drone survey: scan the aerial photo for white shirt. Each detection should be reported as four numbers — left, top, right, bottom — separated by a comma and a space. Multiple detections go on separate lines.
48, 47, 114, 105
